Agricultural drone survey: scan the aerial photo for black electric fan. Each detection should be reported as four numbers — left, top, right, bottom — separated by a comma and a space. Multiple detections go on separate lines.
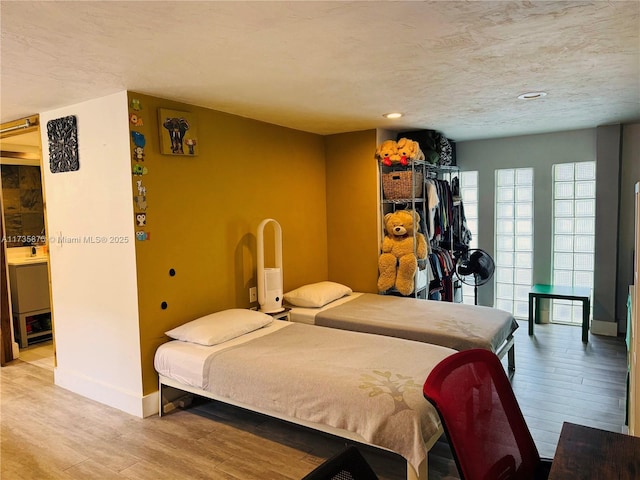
455, 249, 495, 305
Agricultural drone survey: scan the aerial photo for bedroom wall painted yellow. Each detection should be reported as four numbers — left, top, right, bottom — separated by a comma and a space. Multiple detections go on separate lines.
129, 93, 329, 394
325, 131, 380, 293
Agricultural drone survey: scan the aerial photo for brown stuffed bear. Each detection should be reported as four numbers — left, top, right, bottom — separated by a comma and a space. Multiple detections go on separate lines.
375, 140, 400, 167
396, 137, 425, 165
377, 209, 428, 296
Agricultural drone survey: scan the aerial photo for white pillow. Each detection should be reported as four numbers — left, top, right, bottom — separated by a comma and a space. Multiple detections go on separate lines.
284, 281, 352, 308
165, 309, 273, 346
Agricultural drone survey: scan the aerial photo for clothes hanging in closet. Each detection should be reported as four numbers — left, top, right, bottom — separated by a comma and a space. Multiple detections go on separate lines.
425, 178, 455, 244
450, 176, 472, 250
425, 180, 439, 241
428, 248, 456, 302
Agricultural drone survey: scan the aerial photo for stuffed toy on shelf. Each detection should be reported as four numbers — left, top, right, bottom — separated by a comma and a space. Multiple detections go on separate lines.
396, 137, 425, 165
377, 209, 428, 296
375, 140, 400, 166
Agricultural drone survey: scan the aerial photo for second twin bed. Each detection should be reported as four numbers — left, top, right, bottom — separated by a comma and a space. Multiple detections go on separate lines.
285, 282, 519, 370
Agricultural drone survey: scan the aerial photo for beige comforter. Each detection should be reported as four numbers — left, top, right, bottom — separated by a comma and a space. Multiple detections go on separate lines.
202, 323, 453, 472
315, 293, 518, 352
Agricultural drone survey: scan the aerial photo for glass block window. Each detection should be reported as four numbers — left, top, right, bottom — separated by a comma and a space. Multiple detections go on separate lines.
459, 171, 478, 304
551, 162, 596, 324
495, 168, 533, 318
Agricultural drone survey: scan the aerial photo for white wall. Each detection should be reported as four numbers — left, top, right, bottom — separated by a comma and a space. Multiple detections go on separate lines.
40, 91, 144, 416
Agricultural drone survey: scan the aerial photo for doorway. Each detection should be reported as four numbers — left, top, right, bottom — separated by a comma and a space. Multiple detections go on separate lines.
0, 116, 54, 366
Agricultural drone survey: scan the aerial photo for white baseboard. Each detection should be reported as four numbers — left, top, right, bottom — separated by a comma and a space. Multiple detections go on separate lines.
591, 319, 618, 337
54, 366, 147, 418
142, 390, 159, 417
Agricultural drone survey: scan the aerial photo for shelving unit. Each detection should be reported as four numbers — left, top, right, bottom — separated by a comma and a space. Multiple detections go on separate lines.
9, 261, 52, 348
378, 159, 460, 300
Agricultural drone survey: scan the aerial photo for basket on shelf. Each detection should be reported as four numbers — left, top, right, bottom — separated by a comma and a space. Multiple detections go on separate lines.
382, 170, 424, 199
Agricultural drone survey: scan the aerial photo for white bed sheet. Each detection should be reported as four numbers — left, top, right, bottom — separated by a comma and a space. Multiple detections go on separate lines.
154, 321, 290, 390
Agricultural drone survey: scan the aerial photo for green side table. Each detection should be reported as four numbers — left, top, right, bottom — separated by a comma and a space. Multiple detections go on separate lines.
528, 284, 592, 342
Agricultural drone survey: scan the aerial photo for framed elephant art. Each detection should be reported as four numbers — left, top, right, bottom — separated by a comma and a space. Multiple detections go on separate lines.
158, 108, 199, 156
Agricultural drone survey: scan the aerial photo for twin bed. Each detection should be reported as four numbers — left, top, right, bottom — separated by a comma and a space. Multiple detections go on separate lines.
284, 282, 518, 370
155, 282, 519, 479
156, 311, 453, 480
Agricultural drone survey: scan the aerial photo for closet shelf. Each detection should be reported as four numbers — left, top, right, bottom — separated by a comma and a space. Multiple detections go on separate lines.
382, 198, 424, 205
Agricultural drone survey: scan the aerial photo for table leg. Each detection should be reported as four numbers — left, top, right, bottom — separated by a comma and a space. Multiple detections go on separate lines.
529, 293, 534, 335
582, 298, 590, 343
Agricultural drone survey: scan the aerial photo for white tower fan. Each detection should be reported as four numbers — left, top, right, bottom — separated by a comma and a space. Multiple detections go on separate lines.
257, 218, 284, 313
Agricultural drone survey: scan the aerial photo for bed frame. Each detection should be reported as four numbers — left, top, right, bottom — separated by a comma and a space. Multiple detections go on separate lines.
498, 334, 515, 371
158, 375, 442, 480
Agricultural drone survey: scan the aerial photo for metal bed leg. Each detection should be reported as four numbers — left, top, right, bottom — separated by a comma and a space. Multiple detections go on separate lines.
508, 344, 515, 371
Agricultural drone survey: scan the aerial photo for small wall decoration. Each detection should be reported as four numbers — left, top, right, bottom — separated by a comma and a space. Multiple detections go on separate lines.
47, 115, 80, 173
134, 195, 147, 211
133, 145, 145, 161
131, 131, 146, 147
129, 112, 144, 127
158, 108, 198, 156
136, 231, 150, 241
130, 99, 142, 111
132, 163, 148, 176
135, 213, 146, 227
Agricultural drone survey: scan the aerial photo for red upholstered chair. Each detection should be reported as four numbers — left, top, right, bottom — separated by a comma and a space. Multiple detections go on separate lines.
423, 349, 552, 480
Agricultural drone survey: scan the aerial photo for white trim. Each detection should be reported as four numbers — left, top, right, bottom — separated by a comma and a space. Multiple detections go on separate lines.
591, 319, 618, 337
55, 366, 145, 418
142, 390, 160, 418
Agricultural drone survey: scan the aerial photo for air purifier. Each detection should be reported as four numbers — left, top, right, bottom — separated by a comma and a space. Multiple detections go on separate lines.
257, 218, 284, 313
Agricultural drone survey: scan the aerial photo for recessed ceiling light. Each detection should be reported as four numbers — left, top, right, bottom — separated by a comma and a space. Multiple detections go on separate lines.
517, 91, 548, 100
383, 112, 403, 119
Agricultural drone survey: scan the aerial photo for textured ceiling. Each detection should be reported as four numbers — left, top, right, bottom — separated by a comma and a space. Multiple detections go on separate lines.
1, 1, 639, 142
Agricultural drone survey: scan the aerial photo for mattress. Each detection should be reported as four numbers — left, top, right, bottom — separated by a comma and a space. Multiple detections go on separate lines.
155, 321, 454, 473
155, 321, 290, 389
289, 292, 518, 353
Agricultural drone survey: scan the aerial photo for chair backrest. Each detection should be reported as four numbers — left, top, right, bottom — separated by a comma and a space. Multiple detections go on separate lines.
423, 349, 541, 480
301, 445, 379, 480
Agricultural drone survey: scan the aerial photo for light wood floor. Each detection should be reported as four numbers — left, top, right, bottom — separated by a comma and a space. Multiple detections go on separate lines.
1, 321, 627, 480
13, 341, 55, 371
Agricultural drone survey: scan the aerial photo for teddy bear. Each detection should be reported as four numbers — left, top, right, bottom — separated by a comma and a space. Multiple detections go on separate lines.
377, 209, 428, 296
396, 137, 425, 165
375, 140, 400, 166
